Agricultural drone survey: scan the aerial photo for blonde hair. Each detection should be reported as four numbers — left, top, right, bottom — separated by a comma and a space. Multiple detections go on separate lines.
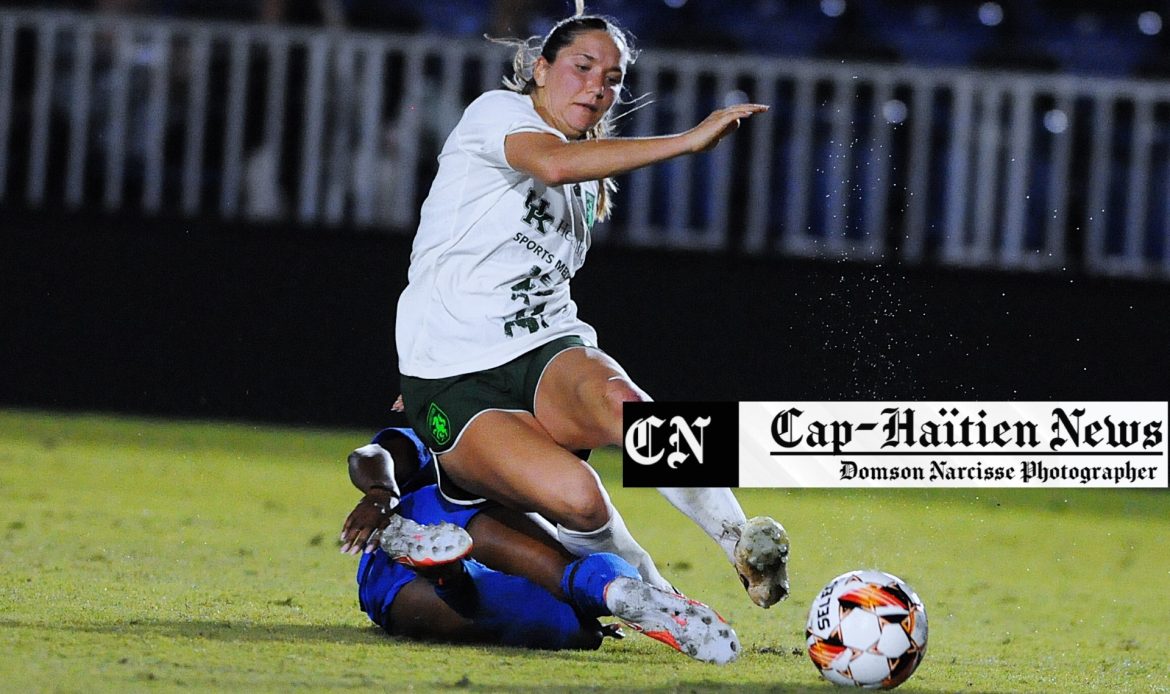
492, 5, 637, 221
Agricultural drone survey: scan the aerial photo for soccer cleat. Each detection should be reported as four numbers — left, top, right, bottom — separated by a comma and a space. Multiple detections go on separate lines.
604, 576, 739, 665
379, 514, 473, 568
732, 516, 790, 608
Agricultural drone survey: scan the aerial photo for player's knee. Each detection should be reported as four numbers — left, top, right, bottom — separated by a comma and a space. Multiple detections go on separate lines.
599, 377, 647, 440
558, 478, 609, 532
602, 377, 645, 410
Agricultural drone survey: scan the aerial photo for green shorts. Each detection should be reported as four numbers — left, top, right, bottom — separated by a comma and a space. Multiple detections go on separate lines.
399, 335, 587, 455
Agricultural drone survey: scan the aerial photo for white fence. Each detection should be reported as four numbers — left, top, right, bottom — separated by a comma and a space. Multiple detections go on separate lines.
3, 9, 1169, 280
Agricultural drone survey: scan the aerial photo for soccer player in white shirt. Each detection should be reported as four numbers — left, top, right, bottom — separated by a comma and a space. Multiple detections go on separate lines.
394, 3, 790, 614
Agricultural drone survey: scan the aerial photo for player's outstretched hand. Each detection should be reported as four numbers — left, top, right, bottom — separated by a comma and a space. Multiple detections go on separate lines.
685, 103, 769, 153
339, 489, 399, 555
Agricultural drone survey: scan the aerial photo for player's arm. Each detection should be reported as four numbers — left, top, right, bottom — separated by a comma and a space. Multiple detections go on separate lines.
340, 433, 423, 555
504, 103, 768, 186
347, 444, 398, 496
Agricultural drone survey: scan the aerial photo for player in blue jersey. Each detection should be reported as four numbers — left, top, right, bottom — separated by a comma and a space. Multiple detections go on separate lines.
338, 425, 739, 663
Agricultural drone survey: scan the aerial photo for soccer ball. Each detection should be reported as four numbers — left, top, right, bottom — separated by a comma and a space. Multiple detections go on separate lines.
805, 570, 928, 689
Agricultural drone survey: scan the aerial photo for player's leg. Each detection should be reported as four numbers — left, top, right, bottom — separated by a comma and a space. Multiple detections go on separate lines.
382, 577, 477, 642
438, 410, 604, 528
561, 552, 740, 665
532, 345, 642, 450
554, 465, 673, 592
467, 504, 662, 602
404, 482, 648, 605
465, 505, 575, 598
388, 555, 737, 661
388, 487, 739, 663
362, 488, 604, 651
385, 546, 739, 663
536, 346, 791, 607
435, 410, 672, 590
658, 489, 790, 607
380, 563, 605, 651
393, 481, 574, 599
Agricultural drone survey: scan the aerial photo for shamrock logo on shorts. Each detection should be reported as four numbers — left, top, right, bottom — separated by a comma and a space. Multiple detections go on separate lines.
428, 402, 452, 446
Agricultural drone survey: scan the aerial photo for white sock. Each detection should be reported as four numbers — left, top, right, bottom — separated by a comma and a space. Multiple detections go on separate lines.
556, 506, 672, 591
656, 487, 748, 564
523, 512, 559, 539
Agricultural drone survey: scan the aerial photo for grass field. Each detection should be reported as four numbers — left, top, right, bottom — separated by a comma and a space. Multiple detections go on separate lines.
1, 409, 1168, 693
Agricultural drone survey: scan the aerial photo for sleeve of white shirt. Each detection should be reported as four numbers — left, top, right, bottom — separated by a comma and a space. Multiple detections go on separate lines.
459, 91, 567, 171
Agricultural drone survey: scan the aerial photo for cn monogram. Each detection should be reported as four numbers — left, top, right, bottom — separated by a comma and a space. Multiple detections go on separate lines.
624, 415, 712, 469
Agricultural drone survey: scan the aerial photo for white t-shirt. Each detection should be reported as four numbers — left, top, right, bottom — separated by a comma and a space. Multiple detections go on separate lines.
396, 90, 601, 379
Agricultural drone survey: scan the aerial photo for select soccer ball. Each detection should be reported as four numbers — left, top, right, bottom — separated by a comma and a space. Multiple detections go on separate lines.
805, 570, 928, 689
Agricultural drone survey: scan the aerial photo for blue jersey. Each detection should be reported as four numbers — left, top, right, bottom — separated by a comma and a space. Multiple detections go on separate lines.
357, 484, 482, 627
352, 426, 608, 650
355, 483, 604, 650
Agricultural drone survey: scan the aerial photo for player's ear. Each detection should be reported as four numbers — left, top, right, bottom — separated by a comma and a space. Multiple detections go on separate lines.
533, 56, 550, 88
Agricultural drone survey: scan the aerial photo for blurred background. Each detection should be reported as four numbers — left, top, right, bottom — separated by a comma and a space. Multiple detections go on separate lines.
1, 0, 1168, 427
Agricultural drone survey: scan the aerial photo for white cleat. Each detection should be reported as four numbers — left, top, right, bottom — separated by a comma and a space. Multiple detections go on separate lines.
731, 516, 790, 608
604, 576, 739, 665
379, 514, 473, 568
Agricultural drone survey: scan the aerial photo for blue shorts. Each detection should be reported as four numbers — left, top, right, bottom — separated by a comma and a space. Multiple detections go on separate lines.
356, 484, 484, 628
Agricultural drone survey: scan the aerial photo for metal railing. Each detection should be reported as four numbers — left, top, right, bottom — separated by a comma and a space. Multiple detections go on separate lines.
2, 9, 1169, 280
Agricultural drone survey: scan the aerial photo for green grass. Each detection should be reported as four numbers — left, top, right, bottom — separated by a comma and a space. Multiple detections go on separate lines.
1, 409, 1168, 693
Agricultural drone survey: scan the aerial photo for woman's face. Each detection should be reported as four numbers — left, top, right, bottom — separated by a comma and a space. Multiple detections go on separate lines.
533, 29, 625, 139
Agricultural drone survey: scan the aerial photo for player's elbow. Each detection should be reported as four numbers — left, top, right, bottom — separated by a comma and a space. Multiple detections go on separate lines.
348, 443, 392, 491
529, 161, 575, 187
